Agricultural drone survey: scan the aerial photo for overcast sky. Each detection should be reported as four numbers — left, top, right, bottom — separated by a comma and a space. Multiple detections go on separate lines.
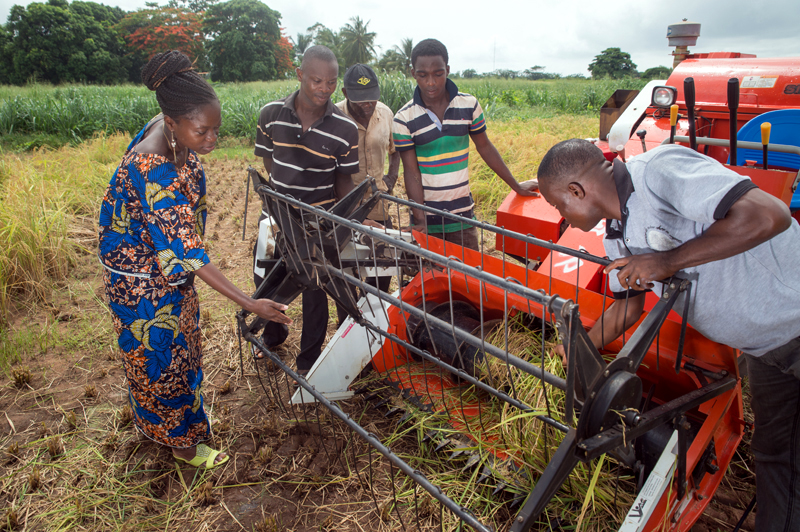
2, 0, 799, 75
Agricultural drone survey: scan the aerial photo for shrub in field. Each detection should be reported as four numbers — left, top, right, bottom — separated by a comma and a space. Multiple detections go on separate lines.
376, 71, 415, 114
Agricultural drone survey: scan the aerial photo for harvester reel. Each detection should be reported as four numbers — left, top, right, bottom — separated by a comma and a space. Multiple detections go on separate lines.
240, 167, 418, 341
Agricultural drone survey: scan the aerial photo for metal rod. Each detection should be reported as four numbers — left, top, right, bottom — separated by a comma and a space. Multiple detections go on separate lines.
669, 104, 678, 144
732, 495, 757, 532
660, 136, 800, 157
254, 184, 577, 316
242, 169, 251, 241
357, 318, 569, 433
325, 265, 569, 390
761, 122, 771, 171
382, 194, 614, 267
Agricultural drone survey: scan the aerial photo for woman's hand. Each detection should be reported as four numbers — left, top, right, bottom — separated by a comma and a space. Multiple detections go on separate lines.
362, 219, 386, 230
248, 298, 292, 324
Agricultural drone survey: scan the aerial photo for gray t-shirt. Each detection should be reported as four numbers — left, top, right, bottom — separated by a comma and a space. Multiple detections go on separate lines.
604, 144, 800, 357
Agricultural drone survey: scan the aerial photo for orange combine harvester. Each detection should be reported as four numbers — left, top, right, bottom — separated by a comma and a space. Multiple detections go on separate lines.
239, 20, 800, 532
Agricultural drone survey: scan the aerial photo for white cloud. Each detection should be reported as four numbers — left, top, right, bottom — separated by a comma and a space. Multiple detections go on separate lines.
2, 0, 798, 76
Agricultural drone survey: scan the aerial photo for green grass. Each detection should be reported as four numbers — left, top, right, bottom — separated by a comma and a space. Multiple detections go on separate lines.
0, 77, 647, 150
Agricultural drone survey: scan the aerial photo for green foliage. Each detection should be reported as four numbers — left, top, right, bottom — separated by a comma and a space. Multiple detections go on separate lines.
0, 81, 298, 146
375, 71, 415, 114
202, 0, 282, 82
1, 0, 133, 85
588, 47, 638, 80
642, 65, 672, 80
521, 66, 560, 81
165, 0, 219, 12
307, 22, 345, 74
378, 37, 413, 75
0, 26, 12, 83
339, 16, 376, 68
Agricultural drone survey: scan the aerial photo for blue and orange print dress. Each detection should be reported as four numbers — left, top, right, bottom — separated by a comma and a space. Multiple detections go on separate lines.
98, 119, 211, 449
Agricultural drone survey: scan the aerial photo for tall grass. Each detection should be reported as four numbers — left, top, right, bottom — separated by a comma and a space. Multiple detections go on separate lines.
0, 134, 127, 323
0, 77, 646, 148
469, 115, 598, 219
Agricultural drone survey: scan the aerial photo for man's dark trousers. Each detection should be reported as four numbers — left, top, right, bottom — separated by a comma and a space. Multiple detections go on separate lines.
746, 335, 800, 532
253, 246, 328, 373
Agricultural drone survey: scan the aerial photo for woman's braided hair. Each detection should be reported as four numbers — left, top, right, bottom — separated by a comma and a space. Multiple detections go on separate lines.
141, 50, 217, 119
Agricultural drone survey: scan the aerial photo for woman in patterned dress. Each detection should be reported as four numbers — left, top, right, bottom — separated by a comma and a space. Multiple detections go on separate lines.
98, 51, 291, 468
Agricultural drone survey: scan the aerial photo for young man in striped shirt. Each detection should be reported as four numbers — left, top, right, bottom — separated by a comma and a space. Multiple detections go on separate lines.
252, 45, 359, 374
393, 39, 537, 250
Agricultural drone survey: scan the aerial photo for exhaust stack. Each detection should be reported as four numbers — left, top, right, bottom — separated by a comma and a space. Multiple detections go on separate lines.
668, 19, 701, 68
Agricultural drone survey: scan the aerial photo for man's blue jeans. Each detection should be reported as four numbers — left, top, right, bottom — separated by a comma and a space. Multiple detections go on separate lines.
746, 336, 800, 532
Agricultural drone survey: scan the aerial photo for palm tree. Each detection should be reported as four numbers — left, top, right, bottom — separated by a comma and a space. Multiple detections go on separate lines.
393, 38, 413, 75
339, 16, 376, 67
294, 32, 312, 60
305, 22, 345, 73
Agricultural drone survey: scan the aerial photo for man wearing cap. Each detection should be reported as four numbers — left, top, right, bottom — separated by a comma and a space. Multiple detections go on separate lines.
336, 64, 401, 292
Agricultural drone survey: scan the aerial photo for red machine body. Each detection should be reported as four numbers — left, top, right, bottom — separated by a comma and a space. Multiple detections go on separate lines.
487, 52, 800, 530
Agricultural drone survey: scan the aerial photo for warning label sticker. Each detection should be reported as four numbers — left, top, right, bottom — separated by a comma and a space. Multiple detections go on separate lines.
741, 76, 778, 88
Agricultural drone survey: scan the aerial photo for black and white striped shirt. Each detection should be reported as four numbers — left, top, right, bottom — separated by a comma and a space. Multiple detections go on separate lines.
254, 91, 359, 209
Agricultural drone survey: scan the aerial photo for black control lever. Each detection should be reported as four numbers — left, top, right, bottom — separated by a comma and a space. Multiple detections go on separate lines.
636, 129, 647, 153
684, 77, 697, 151
727, 78, 739, 166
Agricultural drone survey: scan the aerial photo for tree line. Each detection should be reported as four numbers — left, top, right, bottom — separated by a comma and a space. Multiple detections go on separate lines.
0, 0, 672, 86
0, 0, 293, 85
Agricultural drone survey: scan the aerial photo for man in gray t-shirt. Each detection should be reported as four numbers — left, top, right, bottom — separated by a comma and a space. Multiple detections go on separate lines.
537, 139, 800, 532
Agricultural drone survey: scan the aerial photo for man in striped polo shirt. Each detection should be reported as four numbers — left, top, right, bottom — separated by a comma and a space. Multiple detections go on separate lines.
393, 39, 538, 251
253, 45, 359, 374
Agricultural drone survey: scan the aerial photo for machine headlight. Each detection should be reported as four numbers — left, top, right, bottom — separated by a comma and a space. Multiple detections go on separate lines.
651, 86, 677, 107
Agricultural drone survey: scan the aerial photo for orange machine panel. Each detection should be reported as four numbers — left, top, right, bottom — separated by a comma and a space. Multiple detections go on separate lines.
495, 193, 562, 263
538, 221, 607, 292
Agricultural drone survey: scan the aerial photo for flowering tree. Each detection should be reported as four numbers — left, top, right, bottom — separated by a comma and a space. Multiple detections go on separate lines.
117, 6, 206, 67
274, 29, 294, 77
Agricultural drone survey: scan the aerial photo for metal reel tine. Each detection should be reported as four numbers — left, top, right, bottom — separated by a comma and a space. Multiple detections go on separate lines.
492, 483, 507, 496
462, 453, 481, 472
476, 465, 493, 485
434, 439, 451, 453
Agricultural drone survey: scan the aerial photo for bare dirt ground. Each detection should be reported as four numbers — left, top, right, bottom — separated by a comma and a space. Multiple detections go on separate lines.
0, 150, 757, 531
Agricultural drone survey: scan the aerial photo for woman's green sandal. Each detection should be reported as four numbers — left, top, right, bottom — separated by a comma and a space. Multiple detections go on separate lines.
174, 443, 229, 469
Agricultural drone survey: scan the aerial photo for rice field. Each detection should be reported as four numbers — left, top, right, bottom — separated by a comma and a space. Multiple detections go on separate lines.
0, 76, 645, 149
0, 89, 757, 531
0, 135, 128, 326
